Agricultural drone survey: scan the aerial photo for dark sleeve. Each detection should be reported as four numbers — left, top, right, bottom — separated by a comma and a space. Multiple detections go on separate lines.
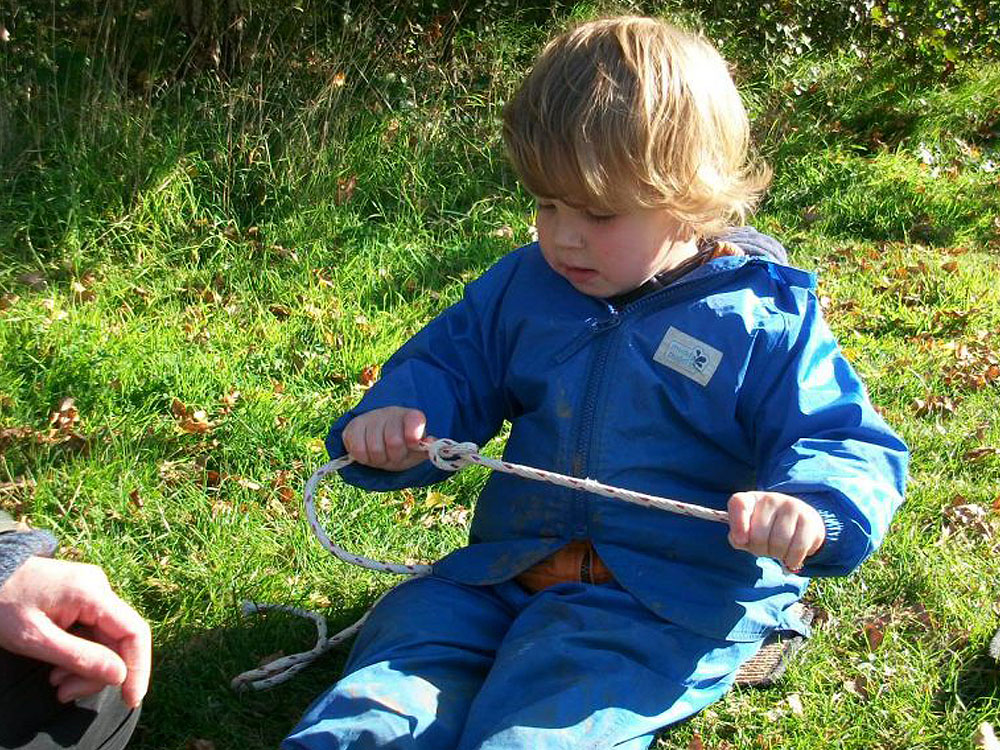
0, 528, 58, 589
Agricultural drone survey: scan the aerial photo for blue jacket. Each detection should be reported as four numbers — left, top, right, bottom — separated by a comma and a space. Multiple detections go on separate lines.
327, 229, 908, 642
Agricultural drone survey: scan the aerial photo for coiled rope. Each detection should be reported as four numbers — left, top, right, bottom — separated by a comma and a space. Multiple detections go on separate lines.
232, 437, 728, 691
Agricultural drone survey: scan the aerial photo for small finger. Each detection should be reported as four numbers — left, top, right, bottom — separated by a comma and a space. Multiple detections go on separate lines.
747, 496, 778, 554
727, 493, 755, 548
342, 422, 366, 464
383, 426, 407, 465
781, 518, 812, 572
766, 509, 799, 563
402, 410, 426, 448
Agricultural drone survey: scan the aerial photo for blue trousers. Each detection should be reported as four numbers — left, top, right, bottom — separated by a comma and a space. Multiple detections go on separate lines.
283, 576, 761, 750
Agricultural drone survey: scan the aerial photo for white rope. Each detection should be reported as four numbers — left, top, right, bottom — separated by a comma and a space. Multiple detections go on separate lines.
232, 437, 727, 691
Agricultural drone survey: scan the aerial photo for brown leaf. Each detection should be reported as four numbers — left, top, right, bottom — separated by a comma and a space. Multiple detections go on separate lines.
219, 390, 241, 413
17, 271, 47, 290
863, 616, 888, 651
843, 674, 870, 700
0, 293, 19, 311
269, 304, 291, 320
48, 397, 79, 435
359, 365, 380, 387
687, 731, 705, 750
964, 446, 1000, 462
186, 740, 216, 750
336, 174, 357, 205
170, 399, 214, 434
128, 489, 144, 509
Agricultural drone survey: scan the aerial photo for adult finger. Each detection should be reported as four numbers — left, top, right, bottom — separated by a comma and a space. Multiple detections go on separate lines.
17, 613, 127, 688
54, 674, 108, 704
85, 597, 152, 707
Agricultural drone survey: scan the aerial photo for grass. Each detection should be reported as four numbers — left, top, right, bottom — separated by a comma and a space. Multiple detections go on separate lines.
1, 1, 999, 748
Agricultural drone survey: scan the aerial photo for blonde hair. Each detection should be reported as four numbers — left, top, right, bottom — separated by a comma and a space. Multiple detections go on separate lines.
502, 16, 770, 235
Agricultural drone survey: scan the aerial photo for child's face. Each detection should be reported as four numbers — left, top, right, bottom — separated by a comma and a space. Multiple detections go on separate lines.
534, 198, 697, 298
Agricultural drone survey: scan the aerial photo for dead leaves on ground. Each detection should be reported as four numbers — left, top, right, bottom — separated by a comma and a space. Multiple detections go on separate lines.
940, 495, 999, 544
393, 487, 470, 530
0, 397, 91, 456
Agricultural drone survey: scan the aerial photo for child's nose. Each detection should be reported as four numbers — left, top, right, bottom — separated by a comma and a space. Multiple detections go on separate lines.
554, 217, 585, 250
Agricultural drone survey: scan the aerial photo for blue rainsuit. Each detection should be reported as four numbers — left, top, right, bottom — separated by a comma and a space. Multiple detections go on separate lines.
284, 229, 908, 749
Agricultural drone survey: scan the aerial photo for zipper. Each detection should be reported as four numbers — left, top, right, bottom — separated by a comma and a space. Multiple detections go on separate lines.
565, 258, 761, 536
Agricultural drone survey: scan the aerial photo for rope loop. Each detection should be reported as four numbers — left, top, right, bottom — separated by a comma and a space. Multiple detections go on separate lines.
426, 438, 479, 471
234, 435, 729, 691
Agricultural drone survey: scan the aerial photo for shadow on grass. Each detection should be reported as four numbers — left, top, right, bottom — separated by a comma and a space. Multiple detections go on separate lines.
130, 607, 365, 750
932, 641, 1000, 718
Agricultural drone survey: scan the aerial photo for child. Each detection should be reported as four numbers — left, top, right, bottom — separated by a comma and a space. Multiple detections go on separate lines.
284, 16, 908, 750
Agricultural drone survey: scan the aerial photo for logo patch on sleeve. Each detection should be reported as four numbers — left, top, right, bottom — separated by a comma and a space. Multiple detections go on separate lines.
653, 327, 723, 386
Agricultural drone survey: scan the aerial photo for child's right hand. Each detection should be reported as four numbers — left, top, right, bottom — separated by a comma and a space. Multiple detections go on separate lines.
341, 407, 428, 471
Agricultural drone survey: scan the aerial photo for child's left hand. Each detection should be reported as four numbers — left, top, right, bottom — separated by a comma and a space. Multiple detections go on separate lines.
726, 491, 826, 572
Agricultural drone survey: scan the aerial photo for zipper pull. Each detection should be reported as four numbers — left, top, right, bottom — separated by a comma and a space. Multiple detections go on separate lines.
554, 311, 622, 364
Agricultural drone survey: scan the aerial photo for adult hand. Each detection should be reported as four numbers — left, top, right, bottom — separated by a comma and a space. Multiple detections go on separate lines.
342, 407, 429, 471
727, 491, 826, 572
0, 556, 151, 707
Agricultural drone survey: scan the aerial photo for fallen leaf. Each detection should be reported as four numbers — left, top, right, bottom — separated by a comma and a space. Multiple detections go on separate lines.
786, 692, 804, 716
17, 271, 47, 290
863, 616, 888, 651
128, 489, 144, 509
843, 675, 870, 700
219, 390, 241, 413
687, 731, 705, 750
358, 365, 379, 387
336, 174, 357, 204
171, 398, 214, 434
48, 397, 79, 434
424, 490, 453, 509
235, 477, 262, 492
186, 740, 216, 750
964, 446, 1000, 462
269, 304, 291, 320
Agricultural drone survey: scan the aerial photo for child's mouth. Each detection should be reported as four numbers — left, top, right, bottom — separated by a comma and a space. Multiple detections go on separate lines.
563, 265, 598, 283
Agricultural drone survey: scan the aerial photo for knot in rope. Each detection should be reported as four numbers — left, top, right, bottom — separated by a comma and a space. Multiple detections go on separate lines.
425, 438, 479, 472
